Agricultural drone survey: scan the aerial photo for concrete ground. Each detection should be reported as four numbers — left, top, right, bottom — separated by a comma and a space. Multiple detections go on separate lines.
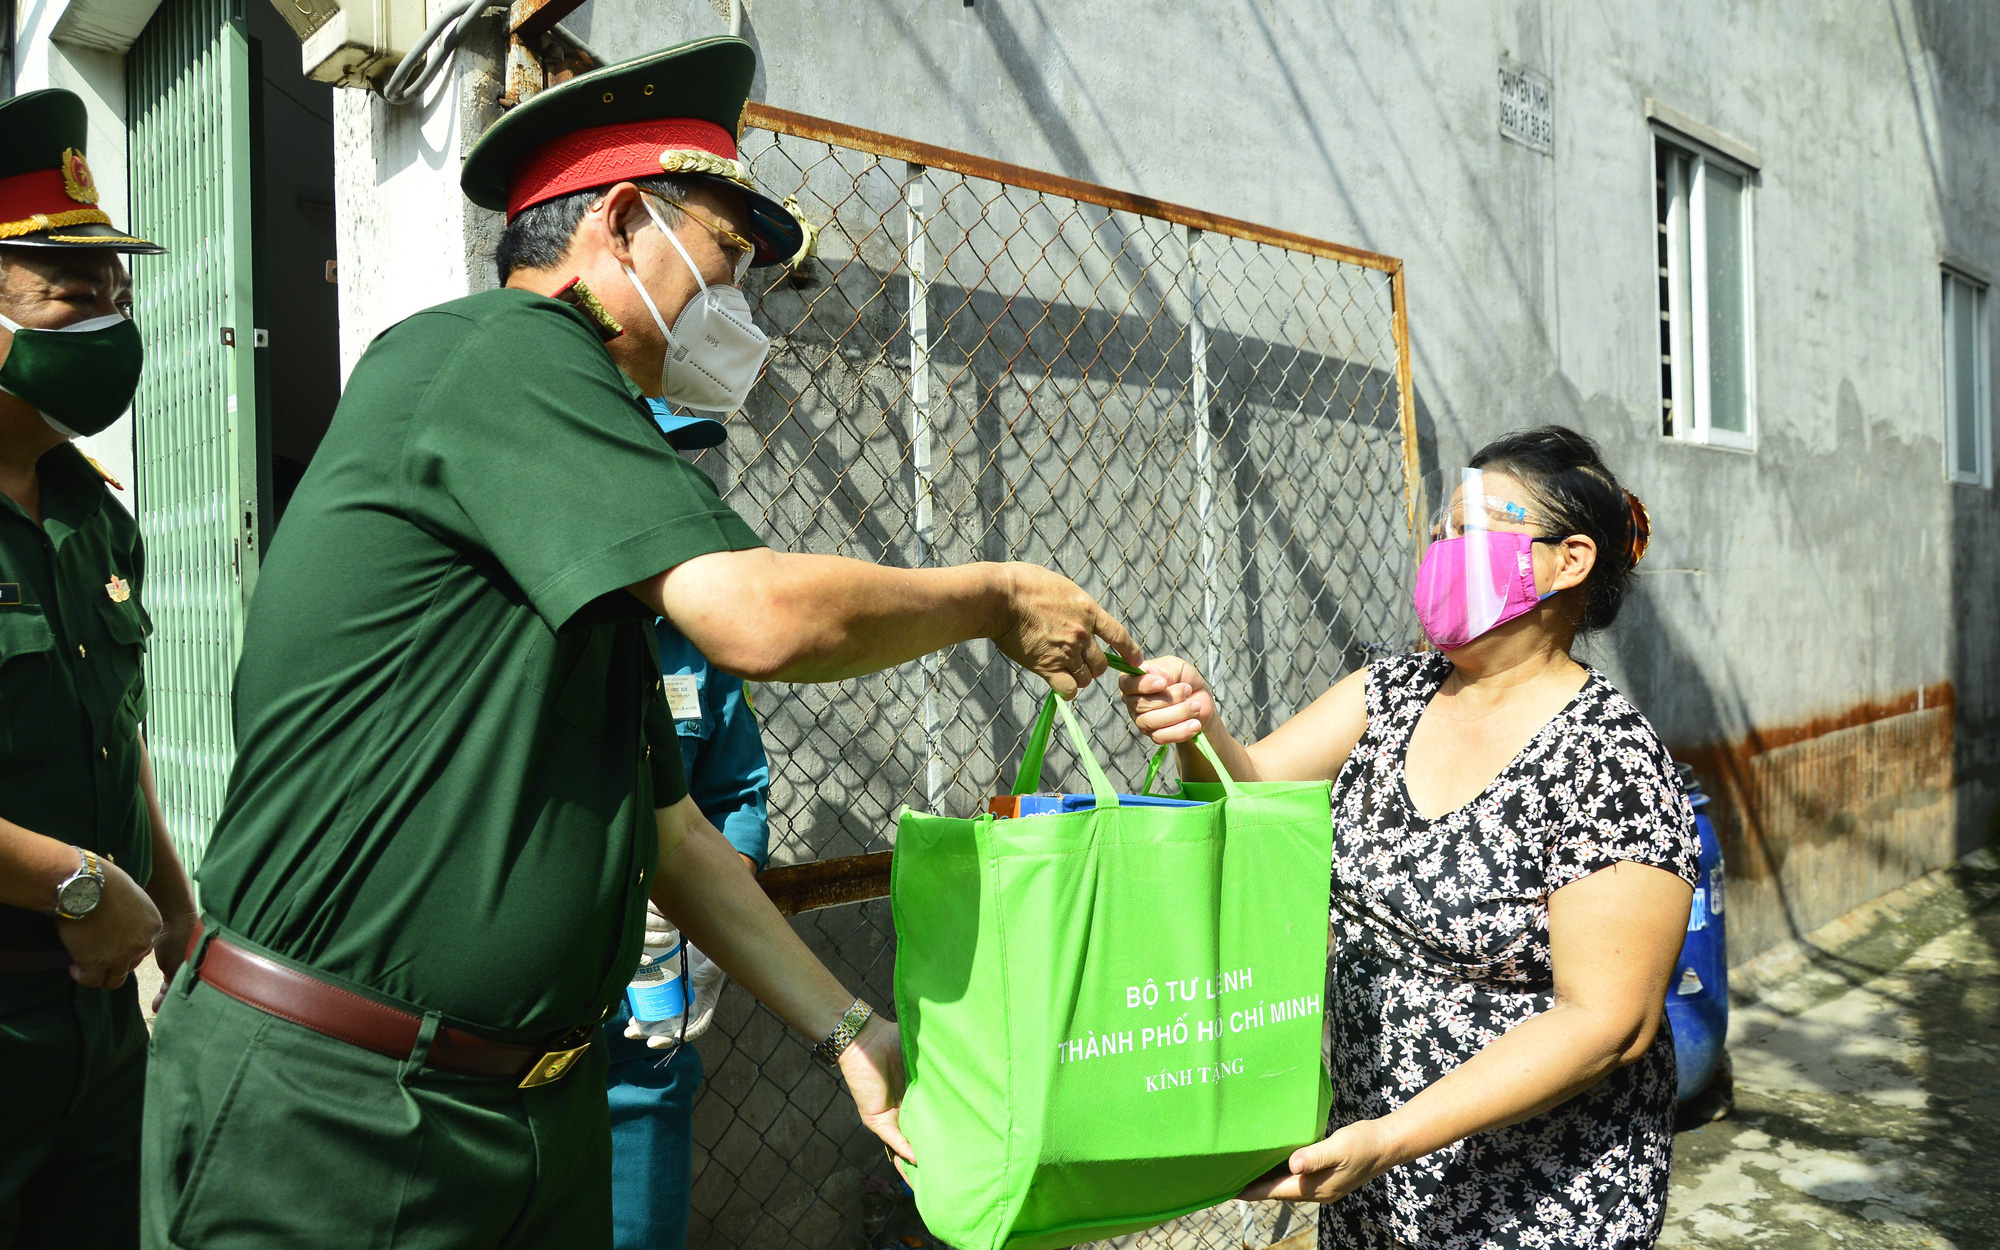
1662, 849, 2000, 1250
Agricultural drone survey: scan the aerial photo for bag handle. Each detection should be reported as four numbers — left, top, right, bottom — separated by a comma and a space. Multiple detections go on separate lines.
1140, 735, 1246, 799
1011, 693, 1119, 808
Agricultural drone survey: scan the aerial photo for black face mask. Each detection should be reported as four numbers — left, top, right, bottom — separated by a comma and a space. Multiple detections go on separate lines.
0, 312, 145, 438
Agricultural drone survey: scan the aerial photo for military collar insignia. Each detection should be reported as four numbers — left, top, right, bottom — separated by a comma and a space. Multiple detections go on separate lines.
0, 584, 20, 606
83, 454, 124, 491
105, 574, 130, 603
553, 278, 625, 342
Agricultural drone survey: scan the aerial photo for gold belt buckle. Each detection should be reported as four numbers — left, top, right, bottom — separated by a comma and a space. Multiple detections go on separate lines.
518, 1030, 593, 1089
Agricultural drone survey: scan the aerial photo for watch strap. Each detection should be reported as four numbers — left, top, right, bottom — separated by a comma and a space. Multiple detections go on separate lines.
54, 847, 104, 921
811, 999, 873, 1069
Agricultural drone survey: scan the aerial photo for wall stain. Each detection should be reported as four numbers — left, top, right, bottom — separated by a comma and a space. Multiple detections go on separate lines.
1672, 683, 1959, 961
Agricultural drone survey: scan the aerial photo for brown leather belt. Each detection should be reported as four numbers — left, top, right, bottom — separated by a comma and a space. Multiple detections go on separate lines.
196, 936, 593, 1088
0, 948, 73, 975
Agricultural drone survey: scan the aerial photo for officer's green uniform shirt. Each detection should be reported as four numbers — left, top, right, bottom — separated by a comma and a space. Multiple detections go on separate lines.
194, 288, 764, 1042
0, 443, 153, 956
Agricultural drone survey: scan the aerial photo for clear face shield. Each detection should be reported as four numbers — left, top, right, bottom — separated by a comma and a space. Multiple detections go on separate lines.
1412, 468, 1561, 650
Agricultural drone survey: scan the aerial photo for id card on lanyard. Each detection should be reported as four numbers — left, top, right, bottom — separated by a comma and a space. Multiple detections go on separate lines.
663, 674, 702, 721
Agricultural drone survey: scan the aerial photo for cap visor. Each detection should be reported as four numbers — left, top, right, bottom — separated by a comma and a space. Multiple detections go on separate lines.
742, 187, 804, 267
0, 221, 166, 254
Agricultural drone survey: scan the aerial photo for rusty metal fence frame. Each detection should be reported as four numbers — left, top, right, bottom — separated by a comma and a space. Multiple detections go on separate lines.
680, 103, 1421, 1250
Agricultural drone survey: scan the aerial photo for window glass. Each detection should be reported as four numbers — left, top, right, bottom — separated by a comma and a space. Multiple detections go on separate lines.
1656, 135, 1753, 447
1703, 167, 1749, 435
1950, 276, 1979, 476
1663, 148, 1694, 436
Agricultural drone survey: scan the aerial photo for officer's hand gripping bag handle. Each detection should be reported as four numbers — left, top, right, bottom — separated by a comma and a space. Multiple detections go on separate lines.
891, 691, 1336, 1250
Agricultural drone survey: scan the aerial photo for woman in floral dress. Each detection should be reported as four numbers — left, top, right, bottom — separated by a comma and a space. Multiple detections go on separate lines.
1122, 426, 1698, 1250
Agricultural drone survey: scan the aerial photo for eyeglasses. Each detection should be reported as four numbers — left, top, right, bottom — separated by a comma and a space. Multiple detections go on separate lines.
646, 193, 755, 284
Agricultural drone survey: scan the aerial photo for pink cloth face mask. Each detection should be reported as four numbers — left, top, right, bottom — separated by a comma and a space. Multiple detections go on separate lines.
1412, 529, 1559, 650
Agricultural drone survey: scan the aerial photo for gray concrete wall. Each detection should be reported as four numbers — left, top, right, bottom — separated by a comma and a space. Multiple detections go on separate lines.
548, 0, 2000, 964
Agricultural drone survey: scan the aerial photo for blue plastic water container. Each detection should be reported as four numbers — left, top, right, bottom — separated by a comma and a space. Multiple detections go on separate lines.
1663, 772, 1728, 1104
996, 793, 1208, 816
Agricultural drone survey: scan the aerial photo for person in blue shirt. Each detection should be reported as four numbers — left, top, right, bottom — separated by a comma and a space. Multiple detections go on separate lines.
605, 400, 773, 1250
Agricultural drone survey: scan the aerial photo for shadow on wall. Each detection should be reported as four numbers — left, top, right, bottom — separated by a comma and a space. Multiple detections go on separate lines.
1613, 393, 1972, 964
1919, 0, 2000, 944
1602, 0, 2000, 968
1639, 605, 1960, 963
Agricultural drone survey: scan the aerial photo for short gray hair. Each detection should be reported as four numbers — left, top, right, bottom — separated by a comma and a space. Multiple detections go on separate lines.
494, 173, 697, 283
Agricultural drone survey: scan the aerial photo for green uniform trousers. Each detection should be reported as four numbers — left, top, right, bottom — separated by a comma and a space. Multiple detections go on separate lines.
0, 973, 147, 1250
141, 970, 614, 1249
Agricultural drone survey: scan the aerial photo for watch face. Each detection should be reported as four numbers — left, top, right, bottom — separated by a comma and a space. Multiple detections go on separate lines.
59, 874, 103, 917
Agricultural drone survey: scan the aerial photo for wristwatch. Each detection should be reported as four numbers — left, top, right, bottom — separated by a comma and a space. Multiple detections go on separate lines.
811, 999, 874, 1070
53, 847, 105, 921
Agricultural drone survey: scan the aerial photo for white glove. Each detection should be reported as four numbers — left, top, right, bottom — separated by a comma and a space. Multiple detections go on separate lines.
642, 900, 676, 950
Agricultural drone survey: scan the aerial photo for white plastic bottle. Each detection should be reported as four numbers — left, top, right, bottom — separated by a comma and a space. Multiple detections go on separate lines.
625, 926, 690, 1041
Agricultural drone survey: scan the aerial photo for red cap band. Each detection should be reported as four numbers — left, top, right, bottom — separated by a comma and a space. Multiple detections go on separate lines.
506, 118, 738, 219
0, 169, 87, 227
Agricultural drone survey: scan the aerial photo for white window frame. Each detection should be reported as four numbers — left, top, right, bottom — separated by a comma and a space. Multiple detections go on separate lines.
1656, 134, 1758, 451
1943, 269, 1992, 488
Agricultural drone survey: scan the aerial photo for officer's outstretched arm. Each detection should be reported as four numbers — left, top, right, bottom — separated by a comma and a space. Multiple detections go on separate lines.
649, 795, 912, 1162
630, 548, 1140, 698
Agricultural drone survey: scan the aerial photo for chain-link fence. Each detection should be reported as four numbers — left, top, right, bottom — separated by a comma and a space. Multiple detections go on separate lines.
675, 104, 1420, 1250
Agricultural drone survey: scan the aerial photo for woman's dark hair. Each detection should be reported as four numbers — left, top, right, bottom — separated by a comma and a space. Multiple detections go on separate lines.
1467, 424, 1648, 634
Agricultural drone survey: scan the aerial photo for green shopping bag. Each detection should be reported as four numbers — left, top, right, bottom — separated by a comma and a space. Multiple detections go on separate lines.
892, 693, 1334, 1250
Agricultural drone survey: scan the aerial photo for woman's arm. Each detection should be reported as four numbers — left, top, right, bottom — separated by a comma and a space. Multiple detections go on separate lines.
1120, 659, 1368, 784
1245, 860, 1693, 1203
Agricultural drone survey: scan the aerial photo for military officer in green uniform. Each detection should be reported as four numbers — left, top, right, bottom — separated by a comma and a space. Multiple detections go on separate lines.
0, 90, 199, 1250
140, 36, 1136, 1249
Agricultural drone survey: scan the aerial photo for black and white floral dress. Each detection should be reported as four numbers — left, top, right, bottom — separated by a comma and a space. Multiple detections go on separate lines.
1320, 652, 1699, 1250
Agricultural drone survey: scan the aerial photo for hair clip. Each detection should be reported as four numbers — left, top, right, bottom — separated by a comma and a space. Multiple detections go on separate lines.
1625, 492, 1651, 566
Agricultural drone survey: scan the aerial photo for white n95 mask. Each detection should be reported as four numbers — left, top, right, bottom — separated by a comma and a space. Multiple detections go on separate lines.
622, 196, 771, 413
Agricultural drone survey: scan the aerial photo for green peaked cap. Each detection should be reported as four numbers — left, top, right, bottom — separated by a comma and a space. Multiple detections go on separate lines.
0, 89, 163, 253
460, 36, 803, 265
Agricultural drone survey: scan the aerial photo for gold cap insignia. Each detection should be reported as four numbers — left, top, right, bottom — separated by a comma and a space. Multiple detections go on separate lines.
61, 150, 99, 206
657, 148, 753, 190
105, 574, 131, 604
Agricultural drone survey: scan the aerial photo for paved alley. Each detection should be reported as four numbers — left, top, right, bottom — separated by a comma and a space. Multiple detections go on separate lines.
1663, 851, 2000, 1249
